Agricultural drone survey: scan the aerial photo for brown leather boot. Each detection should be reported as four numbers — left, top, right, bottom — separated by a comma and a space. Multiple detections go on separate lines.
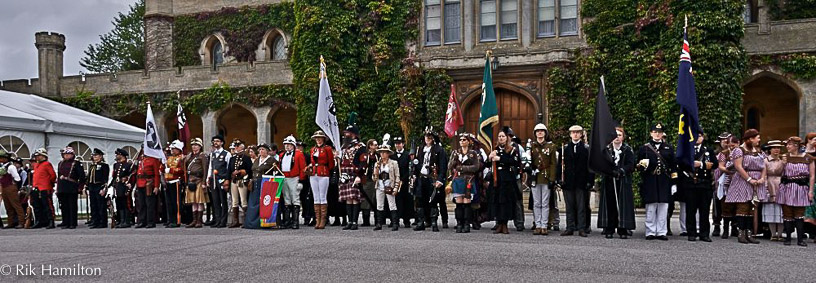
737, 229, 749, 244
320, 204, 328, 229
229, 208, 241, 228
186, 212, 198, 228
195, 211, 203, 228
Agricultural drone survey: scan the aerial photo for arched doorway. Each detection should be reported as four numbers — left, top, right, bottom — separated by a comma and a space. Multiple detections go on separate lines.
269, 105, 297, 145
164, 112, 203, 143
119, 111, 146, 129
217, 104, 257, 145
463, 87, 537, 143
742, 75, 799, 141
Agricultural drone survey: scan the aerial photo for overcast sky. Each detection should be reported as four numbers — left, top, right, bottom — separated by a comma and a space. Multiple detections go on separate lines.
0, 0, 134, 80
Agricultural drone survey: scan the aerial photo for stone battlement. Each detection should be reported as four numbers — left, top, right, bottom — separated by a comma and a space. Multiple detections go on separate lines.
1, 60, 292, 97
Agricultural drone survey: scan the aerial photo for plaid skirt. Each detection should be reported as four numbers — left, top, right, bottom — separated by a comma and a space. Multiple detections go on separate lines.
338, 183, 360, 202
762, 203, 783, 223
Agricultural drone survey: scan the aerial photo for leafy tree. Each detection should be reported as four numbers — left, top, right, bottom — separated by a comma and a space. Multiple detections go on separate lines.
80, 0, 145, 73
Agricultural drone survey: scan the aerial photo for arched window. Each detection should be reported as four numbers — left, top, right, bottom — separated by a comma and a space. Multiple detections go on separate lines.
122, 146, 138, 162
746, 107, 761, 131
211, 40, 224, 66
0, 135, 30, 161
272, 36, 286, 60
200, 34, 227, 67
68, 141, 93, 170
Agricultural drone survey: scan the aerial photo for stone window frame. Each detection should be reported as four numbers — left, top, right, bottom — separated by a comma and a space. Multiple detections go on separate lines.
424, 0, 463, 46
258, 29, 289, 62
198, 33, 231, 68
478, 0, 522, 42
536, 0, 581, 38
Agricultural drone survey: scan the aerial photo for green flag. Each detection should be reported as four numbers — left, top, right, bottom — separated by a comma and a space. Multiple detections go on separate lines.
478, 54, 499, 150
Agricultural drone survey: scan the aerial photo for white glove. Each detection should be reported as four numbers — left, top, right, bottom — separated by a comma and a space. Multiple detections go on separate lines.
671, 185, 677, 195
297, 183, 303, 190
105, 187, 114, 198
164, 168, 170, 174
638, 159, 650, 168
353, 177, 361, 185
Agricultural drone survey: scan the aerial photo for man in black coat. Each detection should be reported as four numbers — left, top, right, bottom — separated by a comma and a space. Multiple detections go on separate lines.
637, 123, 678, 240
390, 136, 414, 228
679, 132, 718, 242
411, 128, 447, 232
56, 146, 86, 229
556, 125, 595, 237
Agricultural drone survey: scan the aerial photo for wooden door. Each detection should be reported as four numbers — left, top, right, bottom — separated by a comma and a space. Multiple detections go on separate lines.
464, 88, 537, 145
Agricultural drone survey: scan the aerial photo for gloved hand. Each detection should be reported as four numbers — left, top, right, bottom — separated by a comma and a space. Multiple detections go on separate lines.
164, 168, 171, 174
671, 185, 677, 195
297, 183, 303, 191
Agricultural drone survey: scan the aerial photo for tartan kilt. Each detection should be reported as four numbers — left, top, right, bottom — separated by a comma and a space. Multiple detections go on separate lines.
338, 183, 360, 202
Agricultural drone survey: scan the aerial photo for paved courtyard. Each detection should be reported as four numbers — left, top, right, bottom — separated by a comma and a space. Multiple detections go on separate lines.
0, 214, 813, 282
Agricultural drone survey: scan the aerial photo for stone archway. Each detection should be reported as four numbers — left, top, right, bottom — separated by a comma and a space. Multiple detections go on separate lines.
217, 104, 257, 145
119, 111, 146, 129
268, 104, 297, 145
742, 73, 800, 141
164, 111, 203, 143
463, 86, 538, 143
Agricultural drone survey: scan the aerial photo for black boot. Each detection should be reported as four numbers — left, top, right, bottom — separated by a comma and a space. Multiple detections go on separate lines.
46, 220, 55, 229
721, 218, 731, 239
361, 209, 371, 227
454, 204, 463, 233
431, 207, 440, 232
281, 206, 291, 229
783, 221, 793, 246
350, 204, 360, 230
292, 206, 300, 229
796, 219, 808, 247
463, 206, 472, 233
343, 204, 353, 230
413, 208, 425, 231
374, 210, 383, 231
391, 211, 399, 231
712, 224, 721, 237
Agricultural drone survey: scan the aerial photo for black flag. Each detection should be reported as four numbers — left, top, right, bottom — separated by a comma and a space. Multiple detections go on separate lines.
588, 77, 618, 176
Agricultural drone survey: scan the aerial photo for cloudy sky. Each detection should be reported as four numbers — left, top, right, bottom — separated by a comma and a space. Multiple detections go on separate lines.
0, 0, 135, 80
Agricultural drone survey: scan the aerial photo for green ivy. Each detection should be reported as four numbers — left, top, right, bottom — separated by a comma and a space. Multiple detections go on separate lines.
750, 53, 816, 80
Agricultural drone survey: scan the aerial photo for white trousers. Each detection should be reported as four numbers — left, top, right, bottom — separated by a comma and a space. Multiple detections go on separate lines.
645, 203, 669, 236
679, 202, 687, 233
230, 182, 248, 209
309, 176, 329, 204
532, 184, 551, 228
282, 177, 301, 206
376, 189, 397, 211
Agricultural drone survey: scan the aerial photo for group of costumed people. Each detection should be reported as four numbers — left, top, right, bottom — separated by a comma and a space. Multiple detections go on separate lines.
2, 120, 816, 247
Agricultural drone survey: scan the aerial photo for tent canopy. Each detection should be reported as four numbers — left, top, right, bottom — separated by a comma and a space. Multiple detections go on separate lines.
0, 90, 144, 142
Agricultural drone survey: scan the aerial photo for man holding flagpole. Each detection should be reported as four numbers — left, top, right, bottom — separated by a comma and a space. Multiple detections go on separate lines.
135, 102, 165, 229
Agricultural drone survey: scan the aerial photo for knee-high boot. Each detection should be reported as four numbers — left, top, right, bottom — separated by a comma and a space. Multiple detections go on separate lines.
292, 206, 300, 229
374, 210, 383, 231
361, 209, 371, 227
342, 204, 353, 230
463, 205, 472, 233
796, 219, 808, 247
413, 208, 425, 231
391, 211, 399, 231
351, 204, 360, 230
783, 220, 794, 246
430, 207, 440, 232
454, 204, 463, 233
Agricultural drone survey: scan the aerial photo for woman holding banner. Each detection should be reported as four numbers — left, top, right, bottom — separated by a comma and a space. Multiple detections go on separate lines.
245, 143, 279, 229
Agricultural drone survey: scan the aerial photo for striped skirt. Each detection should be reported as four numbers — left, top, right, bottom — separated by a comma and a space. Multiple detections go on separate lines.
725, 171, 767, 203
777, 183, 810, 207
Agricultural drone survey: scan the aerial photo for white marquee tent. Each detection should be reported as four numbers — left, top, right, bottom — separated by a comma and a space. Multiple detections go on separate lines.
0, 89, 144, 171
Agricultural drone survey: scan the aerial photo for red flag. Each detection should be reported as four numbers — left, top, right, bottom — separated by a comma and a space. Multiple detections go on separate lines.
177, 103, 190, 153
444, 84, 464, 138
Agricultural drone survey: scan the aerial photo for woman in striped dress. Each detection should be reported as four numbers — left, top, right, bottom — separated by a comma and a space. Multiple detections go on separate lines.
725, 129, 766, 244
716, 135, 740, 239
763, 140, 785, 241
777, 136, 815, 246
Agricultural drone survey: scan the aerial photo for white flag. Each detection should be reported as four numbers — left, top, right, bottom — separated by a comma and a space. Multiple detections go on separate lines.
315, 57, 340, 152
144, 103, 167, 163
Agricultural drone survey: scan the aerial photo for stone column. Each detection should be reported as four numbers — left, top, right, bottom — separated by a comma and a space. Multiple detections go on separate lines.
757, 0, 770, 35
521, 0, 533, 47
201, 110, 218, 152
144, 0, 174, 70
463, 0, 474, 51
253, 106, 273, 145
799, 79, 816, 137
35, 32, 65, 97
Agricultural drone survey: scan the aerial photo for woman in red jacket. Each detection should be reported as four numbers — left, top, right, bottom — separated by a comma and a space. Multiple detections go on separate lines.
31, 148, 57, 229
308, 130, 335, 229
279, 135, 307, 229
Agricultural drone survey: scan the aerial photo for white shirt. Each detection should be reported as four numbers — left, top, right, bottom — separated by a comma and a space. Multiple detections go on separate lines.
420, 146, 432, 175
2, 163, 21, 182
207, 148, 232, 179
281, 151, 293, 172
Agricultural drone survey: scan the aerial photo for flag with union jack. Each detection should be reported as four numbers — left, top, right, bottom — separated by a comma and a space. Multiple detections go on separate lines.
675, 19, 700, 169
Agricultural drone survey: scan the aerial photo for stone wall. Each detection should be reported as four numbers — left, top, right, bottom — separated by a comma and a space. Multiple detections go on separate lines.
170, 0, 283, 16
743, 19, 816, 55
144, 15, 174, 70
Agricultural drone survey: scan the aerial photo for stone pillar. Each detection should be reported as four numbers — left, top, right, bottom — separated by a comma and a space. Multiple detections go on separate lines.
463, 0, 474, 52
253, 106, 273, 145
799, 79, 816, 137
521, 0, 532, 47
201, 110, 218, 152
144, 0, 174, 70
35, 32, 65, 97
757, 0, 770, 35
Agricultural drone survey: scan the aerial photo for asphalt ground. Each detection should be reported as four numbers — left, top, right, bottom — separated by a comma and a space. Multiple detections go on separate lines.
0, 214, 814, 282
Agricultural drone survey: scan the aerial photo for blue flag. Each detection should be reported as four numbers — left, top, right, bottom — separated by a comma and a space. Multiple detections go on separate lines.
675, 25, 700, 168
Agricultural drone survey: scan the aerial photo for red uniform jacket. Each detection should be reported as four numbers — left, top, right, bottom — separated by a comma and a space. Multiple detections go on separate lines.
137, 156, 162, 194
279, 150, 307, 180
32, 161, 57, 192
310, 145, 335, 177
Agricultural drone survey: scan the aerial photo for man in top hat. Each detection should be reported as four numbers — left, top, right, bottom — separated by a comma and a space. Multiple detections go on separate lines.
56, 146, 86, 229
636, 122, 678, 240
134, 146, 162, 229
678, 130, 717, 242
164, 140, 185, 228
411, 127, 448, 231
111, 148, 135, 228
556, 125, 595, 237
390, 136, 414, 228
279, 135, 307, 229
503, 126, 527, 231
0, 150, 24, 229
207, 135, 231, 228
339, 123, 366, 230
30, 148, 57, 229
227, 139, 252, 228
86, 148, 110, 228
